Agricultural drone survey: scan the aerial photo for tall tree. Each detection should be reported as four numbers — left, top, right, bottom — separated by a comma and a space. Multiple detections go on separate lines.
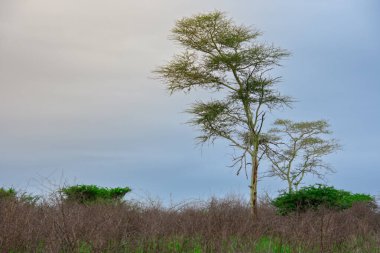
263, 119, 340, 193
155, 11, 291, 218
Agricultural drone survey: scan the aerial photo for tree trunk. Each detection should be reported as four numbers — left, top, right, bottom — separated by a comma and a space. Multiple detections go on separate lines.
288, 180, 293, 194
250, 152, 259, 219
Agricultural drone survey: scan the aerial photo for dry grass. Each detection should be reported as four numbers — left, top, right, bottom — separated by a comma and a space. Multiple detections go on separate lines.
0, 195, 379, 252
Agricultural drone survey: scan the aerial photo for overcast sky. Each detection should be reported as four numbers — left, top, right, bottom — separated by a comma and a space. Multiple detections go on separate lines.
0, 0, 379, 203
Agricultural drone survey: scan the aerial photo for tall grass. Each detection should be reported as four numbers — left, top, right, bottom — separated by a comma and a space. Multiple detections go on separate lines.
0, 195, 379, 252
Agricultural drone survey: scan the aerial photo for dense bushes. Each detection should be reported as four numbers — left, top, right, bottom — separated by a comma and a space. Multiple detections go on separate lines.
60, 185, 131, 204
272, 184, 375, 215
0, 195, 379, 252
0, 185, 378, 252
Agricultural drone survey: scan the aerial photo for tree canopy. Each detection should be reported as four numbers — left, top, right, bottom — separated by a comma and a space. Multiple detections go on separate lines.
263, 119, 340, 193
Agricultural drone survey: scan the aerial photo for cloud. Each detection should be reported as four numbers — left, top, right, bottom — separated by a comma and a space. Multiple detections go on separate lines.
0, 0, 379, 201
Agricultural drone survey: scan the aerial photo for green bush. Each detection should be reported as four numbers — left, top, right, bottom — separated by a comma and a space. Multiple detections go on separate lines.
0, 187, 40, 204
0, 187, 17, 199
272, 184, 374, 215
61, 185, 131, 204
18, 192, 40, 205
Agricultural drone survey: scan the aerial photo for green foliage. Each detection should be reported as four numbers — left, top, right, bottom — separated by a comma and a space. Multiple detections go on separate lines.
272, 184, 374, 215
155, 10, 292, 150
0, 187, 17, 199
18, 192, 40, 205
61, 185, 131, 204
0, 187, 40, 204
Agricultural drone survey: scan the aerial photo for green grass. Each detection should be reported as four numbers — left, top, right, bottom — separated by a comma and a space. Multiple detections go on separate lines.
254, 237, 293, 253
96, 237, 304, 253
3, 236, 379, 253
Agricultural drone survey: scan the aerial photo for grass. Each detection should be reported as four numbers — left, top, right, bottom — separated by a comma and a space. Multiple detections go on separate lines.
56, 237, 302, 253
27, 237, 379, 253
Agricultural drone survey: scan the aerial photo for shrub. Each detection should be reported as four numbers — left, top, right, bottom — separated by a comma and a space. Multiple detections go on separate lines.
0, 195, 379, 252
18, 192, 40, 205
60, 185, 131, 204
0, 187, 17, 199
272, 184, 375, 215
0, 187, 40, 204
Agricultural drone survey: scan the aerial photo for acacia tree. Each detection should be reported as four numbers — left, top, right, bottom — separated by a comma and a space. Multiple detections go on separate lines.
155, 11, 291, 218
263, 119, 340, 193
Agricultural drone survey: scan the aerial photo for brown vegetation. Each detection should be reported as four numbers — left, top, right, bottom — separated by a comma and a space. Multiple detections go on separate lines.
0, 196, 379, 252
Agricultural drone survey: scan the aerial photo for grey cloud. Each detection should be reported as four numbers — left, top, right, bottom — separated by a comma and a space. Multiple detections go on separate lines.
0, 0, 379, 202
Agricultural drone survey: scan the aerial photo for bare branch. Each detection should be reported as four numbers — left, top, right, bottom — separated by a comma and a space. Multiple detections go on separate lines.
264, 119, 340, 193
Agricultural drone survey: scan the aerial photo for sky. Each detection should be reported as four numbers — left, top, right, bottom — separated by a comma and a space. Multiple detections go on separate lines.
0, 0, 379, 204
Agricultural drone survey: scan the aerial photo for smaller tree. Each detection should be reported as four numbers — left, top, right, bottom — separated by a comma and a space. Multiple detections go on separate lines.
263, 119, 340, 193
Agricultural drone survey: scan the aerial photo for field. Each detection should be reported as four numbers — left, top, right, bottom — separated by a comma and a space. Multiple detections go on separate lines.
0, 195, 379, 253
